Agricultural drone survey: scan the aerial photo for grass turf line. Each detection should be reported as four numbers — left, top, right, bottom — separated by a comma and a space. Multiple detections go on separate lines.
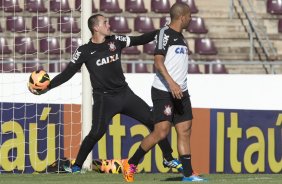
0, 172, 281, 184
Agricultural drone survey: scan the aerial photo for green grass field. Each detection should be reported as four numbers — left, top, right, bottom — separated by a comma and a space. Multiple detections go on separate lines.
0, 172, 281, 184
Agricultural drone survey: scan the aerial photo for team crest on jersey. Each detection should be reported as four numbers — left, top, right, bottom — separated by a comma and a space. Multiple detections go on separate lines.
108, 42, 116, 51
163, 105, 172, 116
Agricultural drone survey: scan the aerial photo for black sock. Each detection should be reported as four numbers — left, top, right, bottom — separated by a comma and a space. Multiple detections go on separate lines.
163, 153, 174, 161
180, 154, 193, 177
158, 138, 174, 161
74, 135, 97, 167
128, 146, 147, 166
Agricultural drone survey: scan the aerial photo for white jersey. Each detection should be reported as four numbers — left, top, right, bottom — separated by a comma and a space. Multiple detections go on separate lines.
152, 26, 189, 92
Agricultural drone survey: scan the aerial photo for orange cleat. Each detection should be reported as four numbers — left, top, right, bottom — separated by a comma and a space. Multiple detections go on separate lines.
122, 159, 137, 182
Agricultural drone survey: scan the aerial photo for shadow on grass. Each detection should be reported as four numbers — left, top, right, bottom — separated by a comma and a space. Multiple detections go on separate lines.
162, 176, 183, 181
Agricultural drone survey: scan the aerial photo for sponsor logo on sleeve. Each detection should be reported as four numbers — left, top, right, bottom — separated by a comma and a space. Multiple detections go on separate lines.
71, 50, 81, 63
163, 34, 169, 48
115, 35, 127, 42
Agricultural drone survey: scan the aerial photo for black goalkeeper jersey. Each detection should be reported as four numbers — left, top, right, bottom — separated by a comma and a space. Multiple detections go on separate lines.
70, 35, 128, 92
49, 31, 157, 93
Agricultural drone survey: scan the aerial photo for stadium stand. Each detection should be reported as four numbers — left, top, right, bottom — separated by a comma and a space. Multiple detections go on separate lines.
50, 0, 71, 12
3, 0, 22, 12
23, 62, 44, 73
187, 0, 276, 75
135, 63, 150, 73
32, 16, 56, 33
57, 16, 81, 33
187, 17, 208, 34
0, 60, 20, 73
151, 0, 170, 13
279, 19, 282, 33
262, 0, 282, 68
134, 16, 155, 33
109, 16, 132, 33
122, 46, 141, 55
160, 17, 171, 27
100, 0, 122, 13
15, 37, 37, 55
127, 63, 149, 73
6, 16, 29, 33
266, 0, 282, 14
48, 63, 57, 73
188, 60, 202, 74
176, 0, 198, 13
143, 41, 156, 55
75, 0, 81, 11
121, 46, 142, 61
58, 62, 69, 72
212, 63, 228, 74
65, 37, 82, 54
125, 0, 147, 13
39, 37, 62, 55
194, 38, 218, 55
0, 37, 12, 54
49, 61, 69, 73
205, 60, 228, 74
26, 0, 47, 13
0, 0, 281, 74
75, 0, 98, 12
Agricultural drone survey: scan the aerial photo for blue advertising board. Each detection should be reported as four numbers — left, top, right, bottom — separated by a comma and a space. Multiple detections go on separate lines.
1, 103, 281, 174
0, 103, 64, 173
210, 109, 282, 173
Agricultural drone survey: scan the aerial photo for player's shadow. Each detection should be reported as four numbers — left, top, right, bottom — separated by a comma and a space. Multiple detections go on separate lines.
162, 177, 183, 181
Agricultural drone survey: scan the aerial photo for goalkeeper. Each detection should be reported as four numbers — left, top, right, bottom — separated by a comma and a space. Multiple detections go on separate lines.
30, 14, 182, 173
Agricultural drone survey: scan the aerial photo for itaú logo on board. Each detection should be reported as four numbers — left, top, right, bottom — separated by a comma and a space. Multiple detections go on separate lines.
213, 111, 282, 174
0, 107, 57, 172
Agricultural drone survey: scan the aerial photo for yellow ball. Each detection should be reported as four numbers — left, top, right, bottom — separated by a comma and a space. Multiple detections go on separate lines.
28, 70, 50, 95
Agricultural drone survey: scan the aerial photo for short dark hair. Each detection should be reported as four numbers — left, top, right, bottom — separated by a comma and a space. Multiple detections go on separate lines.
170, 2, 190, 21
88, 14, 104, 34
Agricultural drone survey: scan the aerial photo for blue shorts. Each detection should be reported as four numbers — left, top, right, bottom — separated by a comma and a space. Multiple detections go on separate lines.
151, 87, 193, 124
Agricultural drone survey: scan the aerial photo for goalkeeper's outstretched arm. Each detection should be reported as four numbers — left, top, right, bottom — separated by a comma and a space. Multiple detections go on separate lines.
48, 62, 82, 90
31, 62, 82, 92
31, 45, 85, 93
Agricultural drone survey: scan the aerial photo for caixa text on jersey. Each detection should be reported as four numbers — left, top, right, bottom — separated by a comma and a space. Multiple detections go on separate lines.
96, 54, 119, 66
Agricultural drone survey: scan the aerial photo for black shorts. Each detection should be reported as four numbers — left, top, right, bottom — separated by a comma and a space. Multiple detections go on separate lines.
151, 87, 193, 125
91, 86, 154, 136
